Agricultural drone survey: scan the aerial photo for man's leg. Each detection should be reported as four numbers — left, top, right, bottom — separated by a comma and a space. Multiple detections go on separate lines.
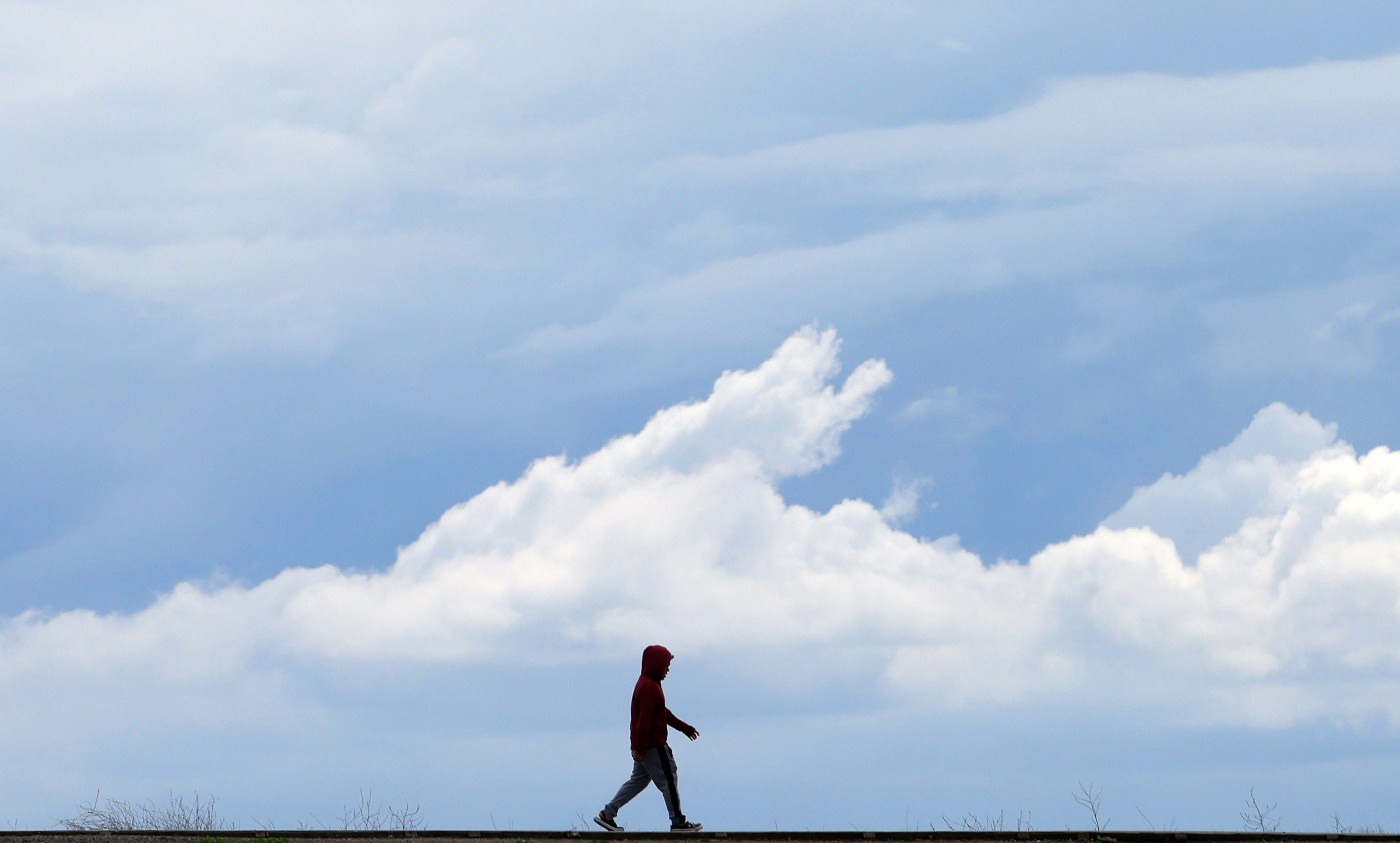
639, 745, 686, 826
602, 759, 651, 821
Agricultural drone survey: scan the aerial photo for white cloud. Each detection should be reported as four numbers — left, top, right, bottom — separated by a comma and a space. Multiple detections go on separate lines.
0, 3, 655, 352
9, 3, 1398, 363
5, 326, 1400, 741
684, 54, 1400, 201
1102, 402, 1342, 562
880, 477, 932, 525
516, 53, 1400, 355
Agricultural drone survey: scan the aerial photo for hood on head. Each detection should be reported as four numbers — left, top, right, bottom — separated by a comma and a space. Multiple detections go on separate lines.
641, 644, 673, 680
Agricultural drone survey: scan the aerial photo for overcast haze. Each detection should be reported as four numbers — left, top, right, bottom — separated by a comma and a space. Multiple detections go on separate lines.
4, 1, 1400, 832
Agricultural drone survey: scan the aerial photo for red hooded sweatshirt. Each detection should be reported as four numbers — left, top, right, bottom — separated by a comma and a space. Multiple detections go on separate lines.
630, 644, 695, 755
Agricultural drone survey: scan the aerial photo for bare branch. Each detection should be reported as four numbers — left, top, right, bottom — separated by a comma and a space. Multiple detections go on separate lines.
1074, 781, 1108, 832
940, 811, 1006, 832
1240, 788, 1280, 833
58, 790, 230, 831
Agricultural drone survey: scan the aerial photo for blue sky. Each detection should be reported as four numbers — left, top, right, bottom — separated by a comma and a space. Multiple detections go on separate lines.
3, 0, 1400, 832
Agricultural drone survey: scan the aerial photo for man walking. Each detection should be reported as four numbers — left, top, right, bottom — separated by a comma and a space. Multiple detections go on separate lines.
595, 644, 702, 832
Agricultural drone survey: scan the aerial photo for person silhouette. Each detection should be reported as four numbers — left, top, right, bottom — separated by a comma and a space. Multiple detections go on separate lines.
594, 644, 702, 832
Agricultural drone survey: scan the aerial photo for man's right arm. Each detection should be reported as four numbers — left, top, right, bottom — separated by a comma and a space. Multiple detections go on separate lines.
667, 710, 699, 740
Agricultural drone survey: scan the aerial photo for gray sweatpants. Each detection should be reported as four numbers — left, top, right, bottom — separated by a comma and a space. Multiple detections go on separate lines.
602, 744, 685, 825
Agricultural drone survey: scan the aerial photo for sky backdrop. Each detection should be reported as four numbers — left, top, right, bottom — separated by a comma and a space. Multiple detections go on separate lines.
4, 0, 1400, 833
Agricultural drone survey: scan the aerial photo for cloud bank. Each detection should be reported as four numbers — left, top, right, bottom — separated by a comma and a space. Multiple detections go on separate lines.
516, 53, 1400, 355
3, 326, 1399, 740
9, 3, 1399, 365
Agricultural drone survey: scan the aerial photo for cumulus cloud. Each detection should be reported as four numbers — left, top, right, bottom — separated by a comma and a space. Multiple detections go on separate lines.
4, 326, 1400, 738
1102, 403, 1342, 562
